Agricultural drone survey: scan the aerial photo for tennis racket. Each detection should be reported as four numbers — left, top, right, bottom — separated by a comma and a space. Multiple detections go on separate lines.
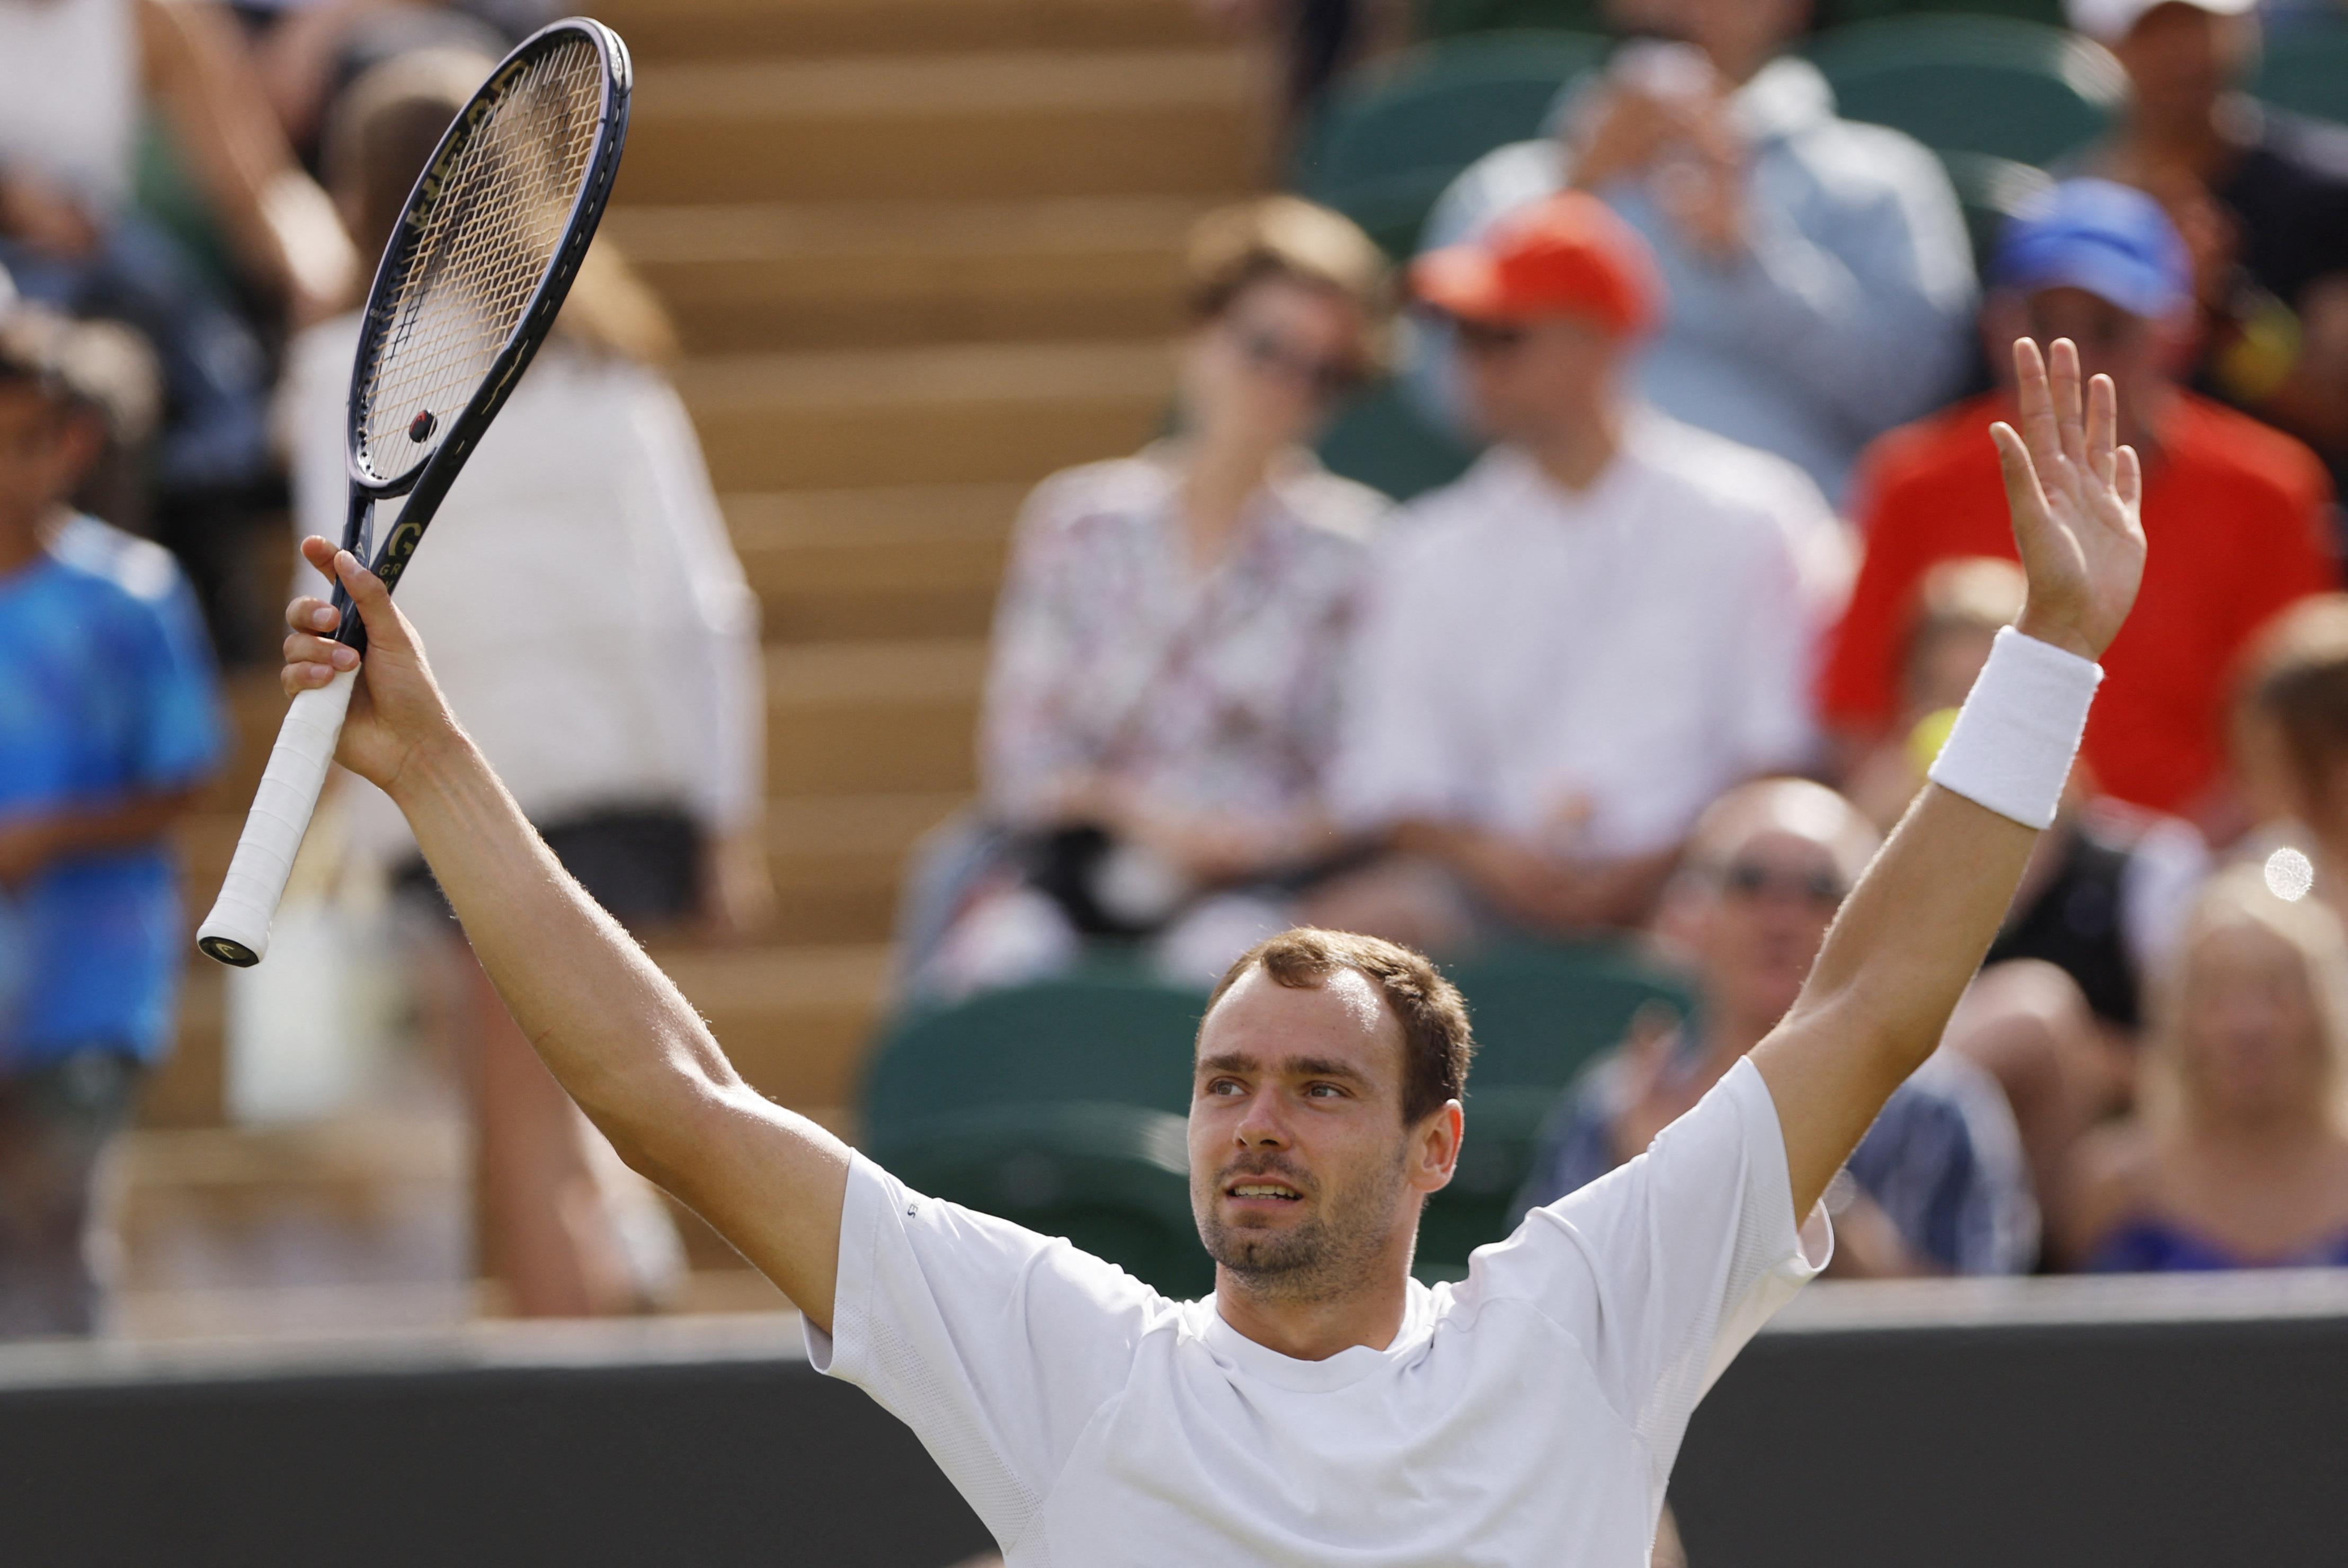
198, 18, 632, 967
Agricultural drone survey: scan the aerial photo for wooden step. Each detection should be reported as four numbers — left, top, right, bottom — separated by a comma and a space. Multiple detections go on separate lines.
726, 483, 1021, 642
761, 790, 967, 945
647, 940, 896, 1110
597, 0, 1211, 59
679, 340, 1171, 491
766, 636, 988, 797
605, 195, 1215, 352
619, 50, 1254, 206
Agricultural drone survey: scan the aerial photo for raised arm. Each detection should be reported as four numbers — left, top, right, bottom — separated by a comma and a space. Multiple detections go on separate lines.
1750, 337, 2145, 1217
280, 536, 850, 1329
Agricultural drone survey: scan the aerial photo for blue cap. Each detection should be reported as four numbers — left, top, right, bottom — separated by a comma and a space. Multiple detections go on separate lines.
1993, 179, 2192, 322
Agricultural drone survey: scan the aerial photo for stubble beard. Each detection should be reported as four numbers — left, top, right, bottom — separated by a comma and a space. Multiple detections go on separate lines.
1196, 1144, 1409, 1304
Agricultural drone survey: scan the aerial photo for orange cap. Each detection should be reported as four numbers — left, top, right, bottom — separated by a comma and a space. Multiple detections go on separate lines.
1410, 191, 1662, 336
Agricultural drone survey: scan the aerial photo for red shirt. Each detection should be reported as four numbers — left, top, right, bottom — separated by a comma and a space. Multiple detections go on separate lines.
1821, 391, 2338, 815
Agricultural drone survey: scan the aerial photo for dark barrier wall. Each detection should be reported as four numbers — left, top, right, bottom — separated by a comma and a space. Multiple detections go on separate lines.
0, 1347, 990, 1568
5, 1280, 2346, 1566
1673, 1312, 2348, 1568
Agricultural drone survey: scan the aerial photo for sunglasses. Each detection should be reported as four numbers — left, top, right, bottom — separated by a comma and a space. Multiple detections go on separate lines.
1226, 320, 1364, 399
1453, 318, 1532, 356
1716, 859, 1848, 909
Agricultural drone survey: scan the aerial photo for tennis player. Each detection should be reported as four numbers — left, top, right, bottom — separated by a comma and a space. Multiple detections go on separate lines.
279, 335, 2142, 1563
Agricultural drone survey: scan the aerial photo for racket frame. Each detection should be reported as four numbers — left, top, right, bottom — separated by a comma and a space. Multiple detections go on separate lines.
332, 15, 635, 654
197, 17, 632, 968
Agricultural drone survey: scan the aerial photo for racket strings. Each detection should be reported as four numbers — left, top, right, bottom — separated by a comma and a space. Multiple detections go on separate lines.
355, 38, 604, 483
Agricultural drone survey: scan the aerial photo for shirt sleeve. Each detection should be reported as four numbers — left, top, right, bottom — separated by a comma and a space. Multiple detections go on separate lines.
1458, 1058, 1828, 1487
807, 1153, 1167, 1549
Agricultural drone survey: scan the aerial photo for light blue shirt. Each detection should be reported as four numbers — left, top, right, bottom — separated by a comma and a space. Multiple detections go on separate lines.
1418, 56, 1979, 507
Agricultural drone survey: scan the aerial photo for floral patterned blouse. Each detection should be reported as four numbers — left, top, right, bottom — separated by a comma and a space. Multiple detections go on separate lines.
980, 443, 1388, 831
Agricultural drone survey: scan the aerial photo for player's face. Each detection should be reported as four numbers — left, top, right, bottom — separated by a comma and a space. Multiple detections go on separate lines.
2175, 917, 2333, 1124
1182, 277, 1368, 450
0, 381, 69, 540
1189, 968, 1451, 1298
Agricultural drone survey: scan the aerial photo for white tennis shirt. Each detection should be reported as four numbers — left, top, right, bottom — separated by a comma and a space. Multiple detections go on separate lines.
809, 1058, 1828, 1565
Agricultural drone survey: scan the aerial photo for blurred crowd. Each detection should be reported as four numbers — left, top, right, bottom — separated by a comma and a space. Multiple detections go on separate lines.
3, 0, 2348, 1341
915, 0, 2348, 1287
0, 0, 761, 1333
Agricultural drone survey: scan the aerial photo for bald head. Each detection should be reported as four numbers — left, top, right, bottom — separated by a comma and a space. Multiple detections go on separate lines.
1686, 778, 1880, 887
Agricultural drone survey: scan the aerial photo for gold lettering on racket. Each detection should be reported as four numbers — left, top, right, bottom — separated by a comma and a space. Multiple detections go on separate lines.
407, 54, 535, 230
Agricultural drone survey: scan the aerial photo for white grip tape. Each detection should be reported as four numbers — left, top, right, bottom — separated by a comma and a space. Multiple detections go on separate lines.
197, 670, 357, 964
1926, 626, 2102, 830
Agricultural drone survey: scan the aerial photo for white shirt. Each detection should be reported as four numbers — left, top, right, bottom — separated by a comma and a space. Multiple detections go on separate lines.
810, 1057, 1827, 1565
1328, 414, 1847, 859
279, 315, 762, 860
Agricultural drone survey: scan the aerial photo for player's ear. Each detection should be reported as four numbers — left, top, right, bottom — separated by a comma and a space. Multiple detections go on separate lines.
1412, 1100, 1464, 1194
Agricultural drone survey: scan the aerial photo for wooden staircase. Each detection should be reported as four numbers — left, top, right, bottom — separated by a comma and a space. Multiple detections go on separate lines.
133, 0, 1259, 1294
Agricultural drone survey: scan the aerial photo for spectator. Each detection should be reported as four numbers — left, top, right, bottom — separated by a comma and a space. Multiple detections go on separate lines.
2060, 865, 2348, 1270
282, 50, 764, 1315
1821, 179, 2337, 835
913, 197, 1393, 996
1414, 0, 1978, 505
0, 0, 359, 656
0, 303, 222, 1337
2232, 593, 2348, 902
1516, 779, 2039, 1277
2065, 0, 2348, 497
1311, 192, 1842, 949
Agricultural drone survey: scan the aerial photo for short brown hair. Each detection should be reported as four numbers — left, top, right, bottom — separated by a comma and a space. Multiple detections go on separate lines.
1184, 197, 1395, 370
2240, 595, 2348, 828
1203, 928, 1473, 1125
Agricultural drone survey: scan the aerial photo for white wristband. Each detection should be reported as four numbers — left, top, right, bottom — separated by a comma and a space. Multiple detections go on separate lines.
1925, 626, 2102, 830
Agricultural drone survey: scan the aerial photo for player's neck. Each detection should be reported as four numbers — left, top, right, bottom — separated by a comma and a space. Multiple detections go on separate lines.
1211, 1244, 1416, 1361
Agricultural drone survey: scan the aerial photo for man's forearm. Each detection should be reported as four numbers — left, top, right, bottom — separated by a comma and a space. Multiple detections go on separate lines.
1755, 782, 2036, 1211
387, 726, 851, 1321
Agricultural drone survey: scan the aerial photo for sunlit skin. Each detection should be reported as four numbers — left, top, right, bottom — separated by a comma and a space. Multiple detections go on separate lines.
1188, 967, 1462, 1360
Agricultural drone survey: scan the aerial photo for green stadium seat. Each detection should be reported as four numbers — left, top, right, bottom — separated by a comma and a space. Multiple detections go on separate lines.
2254, 24, 2348, 125
1416, 939, 1695, 1278
1805, 16, 2125, 167
874, 1101, 1216, 1299
1293, 31, 1608, 259
861, 972, 1212, 1295
1315, 376, 1481, 501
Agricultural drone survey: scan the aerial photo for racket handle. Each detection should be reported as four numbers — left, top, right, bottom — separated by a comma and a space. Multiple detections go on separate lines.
196, 671, 358, 967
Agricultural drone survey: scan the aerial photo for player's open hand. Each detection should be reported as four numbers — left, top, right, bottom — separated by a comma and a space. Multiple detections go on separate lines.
1990, 337, 2146, 663
282, 535, 457, 795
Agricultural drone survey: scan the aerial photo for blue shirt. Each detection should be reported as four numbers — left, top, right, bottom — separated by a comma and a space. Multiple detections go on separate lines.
1417, 57, 1979, 507
0, 516, 224, 1068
